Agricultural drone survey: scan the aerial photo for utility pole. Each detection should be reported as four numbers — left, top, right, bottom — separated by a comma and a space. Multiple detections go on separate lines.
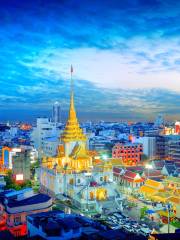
167, 204, 170, 233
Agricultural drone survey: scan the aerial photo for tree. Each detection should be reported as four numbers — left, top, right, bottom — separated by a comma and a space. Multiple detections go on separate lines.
4, 170, 32, 190
140, 206, 148, 219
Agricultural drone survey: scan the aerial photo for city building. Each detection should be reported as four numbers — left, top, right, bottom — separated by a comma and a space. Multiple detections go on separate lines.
175, 121, 180, 134
27, 210, 82, 239
112, 142, 143, 166
31, 117, 61, 156
1, 146, 21, 169
52, 101, 61, 123
42, 136, 59, 156
27, 210, 147, 240
136, 136, 156, 160
155, 135, 170, 160
39, 72, 118, 212
168, 136, 180, 162
0, 188, 52, 237
12, 147, 31, 181
154, 114, 164, 128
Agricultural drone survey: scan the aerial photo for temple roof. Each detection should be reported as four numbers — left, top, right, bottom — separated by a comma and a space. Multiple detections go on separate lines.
61, 82, 86, 143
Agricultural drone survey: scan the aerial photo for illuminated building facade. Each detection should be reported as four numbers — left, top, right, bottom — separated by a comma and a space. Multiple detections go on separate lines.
0, 188, 52, 237
175, 121, 180, 134
19, 123, 32, 131
1, 146, 21, 169
112, 143, 143, 166
39, 69, 118, 212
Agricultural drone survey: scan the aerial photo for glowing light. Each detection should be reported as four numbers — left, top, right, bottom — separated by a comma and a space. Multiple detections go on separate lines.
145, 164, 153, 169
16, 174, 24, 181
12, 148, 21, 153
102, 154, 108, 160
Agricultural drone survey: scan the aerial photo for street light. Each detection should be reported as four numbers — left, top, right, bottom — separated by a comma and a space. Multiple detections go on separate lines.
145, 164, 153, 179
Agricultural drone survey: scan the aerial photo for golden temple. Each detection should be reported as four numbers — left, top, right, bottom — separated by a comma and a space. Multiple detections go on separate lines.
42, 67, 111, 173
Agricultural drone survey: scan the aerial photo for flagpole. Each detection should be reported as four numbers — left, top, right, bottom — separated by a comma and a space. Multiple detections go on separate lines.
71, 65, 73, 96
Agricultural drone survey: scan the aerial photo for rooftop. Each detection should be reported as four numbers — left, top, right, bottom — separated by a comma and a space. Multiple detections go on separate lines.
151, 233, 180, 240
7, 193, 51, 208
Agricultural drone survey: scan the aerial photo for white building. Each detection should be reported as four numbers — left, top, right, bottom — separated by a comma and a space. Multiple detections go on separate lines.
42, 136, 60, 156
31, 118, 61, 156
136, 136, 156, 159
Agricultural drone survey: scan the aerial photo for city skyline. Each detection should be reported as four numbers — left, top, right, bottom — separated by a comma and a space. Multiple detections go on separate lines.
0, 0, 180, 121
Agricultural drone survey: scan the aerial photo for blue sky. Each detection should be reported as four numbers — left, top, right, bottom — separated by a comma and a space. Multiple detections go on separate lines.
0, 0, 180, 122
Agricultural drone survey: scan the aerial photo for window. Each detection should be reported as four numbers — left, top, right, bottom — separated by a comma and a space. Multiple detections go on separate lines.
14, 230, 21, 237
77, 179, 81, 183
14, 216, 21, 225
100, 177, 103, 181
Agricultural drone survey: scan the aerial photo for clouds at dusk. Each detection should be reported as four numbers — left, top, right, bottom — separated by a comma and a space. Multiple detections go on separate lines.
0, 0, 180, 121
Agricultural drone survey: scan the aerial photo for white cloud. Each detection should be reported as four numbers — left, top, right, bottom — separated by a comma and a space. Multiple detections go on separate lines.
23, 41, 180, 92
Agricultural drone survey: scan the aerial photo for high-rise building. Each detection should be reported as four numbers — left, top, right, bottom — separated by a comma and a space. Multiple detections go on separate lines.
52, 101, 61, 123
136, 136, 156, 160
154, 114, 164, 127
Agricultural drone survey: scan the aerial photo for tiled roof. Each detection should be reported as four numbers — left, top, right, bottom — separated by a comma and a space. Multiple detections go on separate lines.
127, 166, 144, 172
139, 185, 158, 195
29, 210, 64, 219
113, 167, 121, 174
144, 170, 163, 178
168, 196, 180, 204
124, 170, 137, 179
122, 170, 144, 182
145, 179, 164, 189
153, 161, 165, 168
164, 165, 176, 174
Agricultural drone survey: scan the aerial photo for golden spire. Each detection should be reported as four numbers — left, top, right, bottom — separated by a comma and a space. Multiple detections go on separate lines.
61, 65, 87, 142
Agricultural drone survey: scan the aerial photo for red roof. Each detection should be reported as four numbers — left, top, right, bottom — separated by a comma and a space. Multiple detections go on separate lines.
144, 170, 163, 178
127, 166, 144, 172
124, 170, 137, 179
113, 167, 123, 174
121, 170, 144, 183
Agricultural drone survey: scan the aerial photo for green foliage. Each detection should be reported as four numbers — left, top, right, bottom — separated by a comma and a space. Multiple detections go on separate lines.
4, 171, 32, 190
30, 160, 40, 170
140, 206, 148, 219
171, 220, 180, 228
